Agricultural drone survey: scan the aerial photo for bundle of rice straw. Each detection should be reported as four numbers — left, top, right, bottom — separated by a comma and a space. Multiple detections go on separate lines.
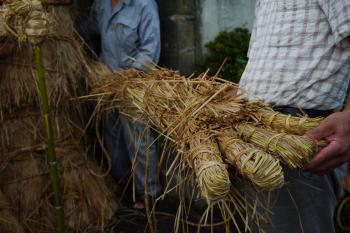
217, 128, 284, 190
185, 130, 231, 202
0, 189, 25, 233
88, 67, 325, 200
235, 124, 323, 168
251, 109, 323, 135
0, 1, 118, 232
86, 65, 326, 232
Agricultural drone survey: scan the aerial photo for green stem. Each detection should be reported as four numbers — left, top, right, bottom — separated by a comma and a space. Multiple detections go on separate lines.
34, 45, 65, 233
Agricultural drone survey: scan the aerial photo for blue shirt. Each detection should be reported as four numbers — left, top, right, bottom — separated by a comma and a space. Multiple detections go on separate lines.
89, 0, 160, 72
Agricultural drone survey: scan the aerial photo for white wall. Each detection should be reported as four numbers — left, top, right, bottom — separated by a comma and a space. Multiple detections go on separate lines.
200, 0, 256, 51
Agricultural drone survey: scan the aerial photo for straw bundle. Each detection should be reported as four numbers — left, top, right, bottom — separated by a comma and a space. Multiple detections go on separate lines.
0, 3, 88, 116
0, 189, 25, 233
89, 67, 325, 200
217, 129, 284, 190
86, 66, 328, 233
0, 1, 118, 232
91, 69, 245, 201
0, 109, 118, 232
252, 109, 323, 135
235, 124, 323, 168
186, 130, 231, 202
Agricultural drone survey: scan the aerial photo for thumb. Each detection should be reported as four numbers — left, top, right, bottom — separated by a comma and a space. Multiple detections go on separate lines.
304, 119, 334, 141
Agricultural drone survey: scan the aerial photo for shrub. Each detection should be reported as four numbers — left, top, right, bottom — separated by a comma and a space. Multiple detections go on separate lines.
196, 28, 251, 83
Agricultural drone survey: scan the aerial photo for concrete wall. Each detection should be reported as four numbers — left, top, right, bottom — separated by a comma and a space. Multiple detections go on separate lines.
156, 0, 200, 75
157, 0, 256, 74
200, 0, 256, 51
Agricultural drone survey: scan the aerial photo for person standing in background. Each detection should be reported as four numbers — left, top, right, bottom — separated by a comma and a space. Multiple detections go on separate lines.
80, 0, 161, 209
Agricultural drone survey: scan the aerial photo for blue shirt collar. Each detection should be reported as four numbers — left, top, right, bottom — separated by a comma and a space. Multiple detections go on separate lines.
111, 0, 131, 17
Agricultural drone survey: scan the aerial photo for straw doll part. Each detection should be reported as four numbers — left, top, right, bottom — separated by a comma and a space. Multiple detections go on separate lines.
217, 128, 284, 190
186, 130, 231, 203
235, 124, 324, 169
88, 67, 326, 198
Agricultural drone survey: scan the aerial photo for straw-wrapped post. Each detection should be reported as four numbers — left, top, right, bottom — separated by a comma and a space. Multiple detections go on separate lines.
0, 1, 119, 232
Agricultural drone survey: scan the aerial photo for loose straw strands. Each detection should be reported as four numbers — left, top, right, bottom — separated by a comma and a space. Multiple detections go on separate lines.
89, 67, 326, 194
0, 5, 89, 115
87, 67, 328, 232
186, 131, 231, 203
0, 4, 118, 233
235, 124, 320, 169
252, 109, 323, 135
0, 189, 25, 233
91, 71, 236, 203
90, 69, 250, 133
217, 129, 284, 190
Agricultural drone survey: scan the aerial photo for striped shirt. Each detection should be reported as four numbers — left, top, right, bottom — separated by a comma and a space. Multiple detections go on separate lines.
240, 0, 350, 110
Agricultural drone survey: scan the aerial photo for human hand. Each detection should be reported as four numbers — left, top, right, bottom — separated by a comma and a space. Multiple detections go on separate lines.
304, 109, 350, 175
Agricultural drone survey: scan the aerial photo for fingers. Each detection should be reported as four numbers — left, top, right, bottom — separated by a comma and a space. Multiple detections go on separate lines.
305, 155, 345, 175
304, 118, 334, 141
304, 140, 349, 174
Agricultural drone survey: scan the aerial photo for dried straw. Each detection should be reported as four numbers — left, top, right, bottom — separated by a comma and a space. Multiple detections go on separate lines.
0, 5, 89, 116
217, 128, 284, 190
235, 124, 323, 168
0, 111, 118, 233
186, 130, 231, 203
88, 66, 327, 233
0, 2, 118, 233
0, 189, 25, 233
90, 69, 241, 202
88, 67, 326, 196
252, 109, 323, 135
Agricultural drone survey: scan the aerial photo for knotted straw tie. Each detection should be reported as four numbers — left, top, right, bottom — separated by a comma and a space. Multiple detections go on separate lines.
2, 0, 52, 44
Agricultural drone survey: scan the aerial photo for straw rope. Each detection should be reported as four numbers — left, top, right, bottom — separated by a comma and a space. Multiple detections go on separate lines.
86, 67, 329, 233
1, 0, 54, 44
